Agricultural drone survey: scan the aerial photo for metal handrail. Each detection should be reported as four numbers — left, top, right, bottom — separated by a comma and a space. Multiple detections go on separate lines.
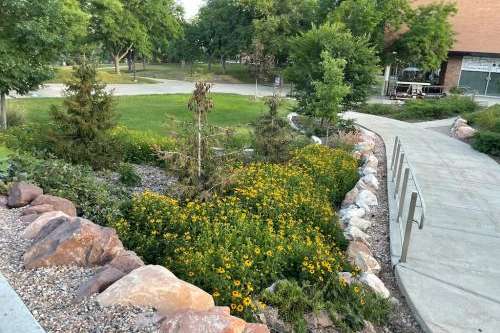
390, 136, 426, 263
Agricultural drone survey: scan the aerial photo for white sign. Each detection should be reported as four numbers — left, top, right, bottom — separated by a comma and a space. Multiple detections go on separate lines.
462, 56, 500, 73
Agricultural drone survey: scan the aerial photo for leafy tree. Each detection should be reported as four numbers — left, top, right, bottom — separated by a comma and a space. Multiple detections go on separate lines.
166, 22, 203, 68
254, 95, 292, 162
393, 2, 457, 71
49, 60, 121, 169
0, 0, 87, 129
287, 22, 379, 109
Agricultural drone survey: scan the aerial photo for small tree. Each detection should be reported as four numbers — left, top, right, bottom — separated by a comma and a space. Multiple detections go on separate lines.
49, 60, 121, 169
254, 95, 292, 163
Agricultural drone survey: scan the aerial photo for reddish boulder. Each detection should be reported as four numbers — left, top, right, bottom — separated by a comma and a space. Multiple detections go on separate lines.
74, 266, 126, 302
108, 250, 144, 274
244, 324, 270, 333
0, 195, 8, 208
7, 182, 43, 208
97, 265, 214, 315
21, 211, 70, 240
31, 195, 77, 217
20, 214, 39, 224
22, 204, 54, 216
23, 218, 124, 269
160, 309, 247, 333
346, 241, 380, 274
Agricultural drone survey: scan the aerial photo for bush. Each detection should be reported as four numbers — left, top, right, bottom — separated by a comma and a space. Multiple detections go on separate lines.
111, 126, 177, 165
6, 105, 26, 127
471, 131, 500, 157
358, 103, 398, 116
4, 154, 126, 225
398, 96, 479, 120
464, 105, 500, 133
118, 163, 141, 187
291, 145, 359, 206
2, 124, 52, 156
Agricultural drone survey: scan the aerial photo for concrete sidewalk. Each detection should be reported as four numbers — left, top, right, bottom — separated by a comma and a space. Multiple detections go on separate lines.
345, 112, 500, 333
0, 272, 45, 333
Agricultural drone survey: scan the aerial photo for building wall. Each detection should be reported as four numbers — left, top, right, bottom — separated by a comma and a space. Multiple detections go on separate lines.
441, 56, 463, 91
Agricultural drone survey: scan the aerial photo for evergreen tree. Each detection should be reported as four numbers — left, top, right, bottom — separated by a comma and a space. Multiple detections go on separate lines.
50, 60, 121, 169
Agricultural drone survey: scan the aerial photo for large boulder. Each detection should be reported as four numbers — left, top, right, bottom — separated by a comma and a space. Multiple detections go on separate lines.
355, 190, 378, 212
454, 125, 477, 140
244, 324, 270, 333
75, 266, 126, 302
108, 250, 144, 274
23, 218, 123, 268
347, 241, 380, 274
341, 188, 359, 208
361, 174, 379, 191
348, 216, 372, 231
22, 204, 55, 216
7, 182, 43, 208
359, 273, 390, 299
97, 265, 215, 315
304, 310, 337, 332
343, 226, 370, 244
339, 205, 366, 222
160, 308, 248, 333
364, 154, 378, 169
31, 195, 77, 216
21, 211, 71, 240
20, 214, 39, 224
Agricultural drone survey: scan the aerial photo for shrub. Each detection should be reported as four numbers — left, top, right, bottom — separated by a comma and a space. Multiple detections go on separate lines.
464, 105, 500, 133
358, 103, 398, 116
291, 145, 359, 206
6, 104, 26, 127
397, 96, 479, 120
3, 124, 52, 156
4, 154, 126, 225
471, 131, 500, 157
118, 163, 141, 187
111, 126, 176, 165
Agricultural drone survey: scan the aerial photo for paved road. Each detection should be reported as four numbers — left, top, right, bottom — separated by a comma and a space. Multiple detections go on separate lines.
345, 112, 500, 333
11, 78, 289, 99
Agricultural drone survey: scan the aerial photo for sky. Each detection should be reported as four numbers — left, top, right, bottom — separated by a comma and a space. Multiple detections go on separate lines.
177, 0, 203, 20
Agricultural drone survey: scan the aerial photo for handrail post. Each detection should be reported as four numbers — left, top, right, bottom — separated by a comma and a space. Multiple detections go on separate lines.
391, 136, 399, 170
400, 192, 418, 263
397, 168, 410, 220
394, 153, 405, 199
392, 143, 402, 181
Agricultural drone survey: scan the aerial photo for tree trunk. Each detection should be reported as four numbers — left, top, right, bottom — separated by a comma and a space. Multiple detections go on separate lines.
382, 64, 391, 96
0, 92, 6, 130
221, 56, 226, 74
127, 52, 133, 72
114, 56, 120, 74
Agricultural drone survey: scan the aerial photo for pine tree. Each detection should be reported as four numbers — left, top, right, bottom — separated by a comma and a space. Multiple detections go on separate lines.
50, 60, 121, 169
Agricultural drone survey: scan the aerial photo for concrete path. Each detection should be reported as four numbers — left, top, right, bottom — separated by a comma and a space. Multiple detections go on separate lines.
11, 78, 289, 99
0, 272, 45, 333
345, 112, 500, 333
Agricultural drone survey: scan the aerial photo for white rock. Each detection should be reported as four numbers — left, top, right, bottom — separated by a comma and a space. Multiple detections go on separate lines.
361, 174, 379, 191
311, 136, 322, 144
347, 241, 381, 274
359, 273, 390, 298
339, 205, 366, 221
355, 190, 378, 212
355, 141, 375, 153
364, 154, 378, 169
338, 272, 353, 285
360, 166, 377, 176
453, 125, 477, 140
341, 187, 359, 208
348, 216, 372, 231
344, 225, 370, 243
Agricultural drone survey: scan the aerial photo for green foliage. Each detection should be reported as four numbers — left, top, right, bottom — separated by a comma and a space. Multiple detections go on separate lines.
253, 95, 292, 163
5, 154, 125, 225
393, 2, 457, 71
111, 126, 176, 165
6, 105, 26, 127
471, 131, 500, 157
291, 145, 359, 207
358, 103, 399, 116
464, 106, 500, 133
3, 124, 52, 156
118, 163, 141, 187
287, 22, 379, 109
49, 61, 122, 169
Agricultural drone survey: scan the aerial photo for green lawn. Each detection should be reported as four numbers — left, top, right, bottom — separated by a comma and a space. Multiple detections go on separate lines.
47, 66, 158, 84
10, 94, 291, 135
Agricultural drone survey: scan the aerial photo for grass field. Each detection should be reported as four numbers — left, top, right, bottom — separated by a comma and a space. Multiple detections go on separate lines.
47, 63, 259, 85
10, 94, 291, 135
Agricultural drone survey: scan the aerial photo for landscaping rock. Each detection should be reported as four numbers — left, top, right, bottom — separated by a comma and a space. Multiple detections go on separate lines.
359, 273, 390, 299
23, 218, 123, 268
31, 194, 77, 217
74, 266, 126, 302
364, 155, 378, 169
361, 174, 379, 191
355, 190, 378, 212
339, 205, 366, 221
305, 310, 336, 332
108, 250, 144, 274
344, 225, 370, 244
347, 241, 380, 274
454, 125, 477, 140
359, 321, 377, 333
355, 141, 375, 153
0, 195, 8, 208
244, 323, 270, 333
348, 216, 372, 231
97, 265, 215, 315
341, 187, 359, 208
160, 308, 247, 333
21, 211, 71, 240
260, 307, 293, 333
338, 272, 353, 285
360, 166, 377, 176
7, 182, 43, 208
22, 204, 55, 216
20, 214, 39, 224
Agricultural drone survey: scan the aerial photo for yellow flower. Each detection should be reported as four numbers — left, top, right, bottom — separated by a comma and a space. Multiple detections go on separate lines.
212, 291, 220, 298
234, 280, 241, 286
230, 303, 237, 310
216, 267, 225, 274
243, 297, 251, 306
188, 271, 194, 277
244, 259, 252, 267
354, 286, 360, 294
232, 290, 242, 298
236, 304, 244, 312
254, 247, 261, 255
266, 250, 273, 257
360, 298, 366, 305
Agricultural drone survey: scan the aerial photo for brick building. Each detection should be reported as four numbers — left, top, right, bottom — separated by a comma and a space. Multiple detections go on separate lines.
413, 0, 500, 96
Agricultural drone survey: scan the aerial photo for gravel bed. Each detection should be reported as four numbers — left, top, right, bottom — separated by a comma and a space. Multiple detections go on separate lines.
364, 131, 424, 333
0, 207, 160, 333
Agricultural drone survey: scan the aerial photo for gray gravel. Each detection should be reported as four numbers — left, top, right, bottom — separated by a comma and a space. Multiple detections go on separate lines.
365, 131, 424, 333
0, 207, 160, 333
